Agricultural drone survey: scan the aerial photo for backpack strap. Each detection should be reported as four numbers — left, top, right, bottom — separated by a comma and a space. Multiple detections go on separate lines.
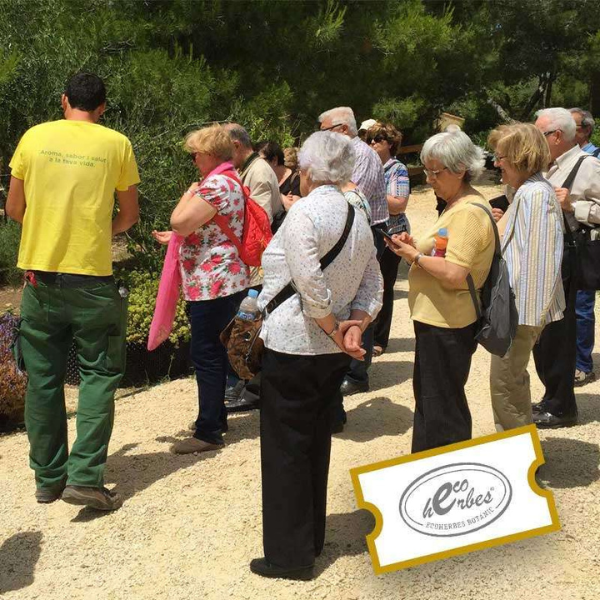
265, 204, 356, 315
211, 171, 248, 255
465, 202, 500, 320
560, 155, 591, 243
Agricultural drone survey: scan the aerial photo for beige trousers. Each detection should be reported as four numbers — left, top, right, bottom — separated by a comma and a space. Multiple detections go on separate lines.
490, 324, 544, 432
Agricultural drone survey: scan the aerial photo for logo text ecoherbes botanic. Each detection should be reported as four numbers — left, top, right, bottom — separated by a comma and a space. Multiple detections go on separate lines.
399, 463, 512, 537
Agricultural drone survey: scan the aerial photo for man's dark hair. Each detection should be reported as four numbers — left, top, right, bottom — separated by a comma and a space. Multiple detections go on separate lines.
65, 72, 106, 112
259, 141, 284, 166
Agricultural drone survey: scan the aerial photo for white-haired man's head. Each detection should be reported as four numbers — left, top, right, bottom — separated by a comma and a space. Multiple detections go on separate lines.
569, 107, 595, 148
318, 107, 358, 138
535, 107, 578, 161
297, 131, 355, 193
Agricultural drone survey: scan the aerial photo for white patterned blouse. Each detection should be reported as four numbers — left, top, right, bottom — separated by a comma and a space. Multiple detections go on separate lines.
258, 185, 383, 356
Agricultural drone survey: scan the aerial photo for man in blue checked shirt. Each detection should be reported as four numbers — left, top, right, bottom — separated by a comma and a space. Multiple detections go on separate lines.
318, 107, 389, 426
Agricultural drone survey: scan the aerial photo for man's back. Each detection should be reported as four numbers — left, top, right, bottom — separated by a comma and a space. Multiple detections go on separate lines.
350, 136, 388, 225
9, 119, 139, 276
241, 156, 282, 223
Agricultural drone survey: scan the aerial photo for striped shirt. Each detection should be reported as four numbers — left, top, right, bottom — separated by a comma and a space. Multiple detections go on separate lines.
383, 158, 410, 234
501, 173, 565, 326
350, 136, 389, 225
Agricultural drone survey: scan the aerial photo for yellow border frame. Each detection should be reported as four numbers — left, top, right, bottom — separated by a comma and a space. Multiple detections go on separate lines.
349, 424, 561, 574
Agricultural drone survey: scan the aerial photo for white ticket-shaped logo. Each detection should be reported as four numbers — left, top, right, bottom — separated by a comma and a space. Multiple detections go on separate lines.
350, 425, 560, 573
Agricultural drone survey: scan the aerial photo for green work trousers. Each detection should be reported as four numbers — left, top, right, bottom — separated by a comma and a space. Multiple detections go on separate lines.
18, 278, 127, 490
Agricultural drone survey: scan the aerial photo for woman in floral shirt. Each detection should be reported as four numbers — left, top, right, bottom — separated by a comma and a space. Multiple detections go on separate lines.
153, 124, 249, 454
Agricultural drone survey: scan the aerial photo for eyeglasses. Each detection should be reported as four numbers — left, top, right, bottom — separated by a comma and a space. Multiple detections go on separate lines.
543, 129, 558, 137
369, 135, 388, 144
423, 167, 448, 178
493, 154, 507, 162
320, 123, 344, 132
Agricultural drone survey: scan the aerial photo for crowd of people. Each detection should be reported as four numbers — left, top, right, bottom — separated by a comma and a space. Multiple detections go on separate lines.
5, 72, 600, 581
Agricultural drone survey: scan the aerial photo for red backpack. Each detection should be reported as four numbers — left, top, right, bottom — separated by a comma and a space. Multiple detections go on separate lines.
212, 170, 273, 267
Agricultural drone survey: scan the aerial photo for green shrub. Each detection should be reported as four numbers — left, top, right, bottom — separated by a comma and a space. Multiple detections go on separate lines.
119, 269, 190, 346
0, 220, 22, 286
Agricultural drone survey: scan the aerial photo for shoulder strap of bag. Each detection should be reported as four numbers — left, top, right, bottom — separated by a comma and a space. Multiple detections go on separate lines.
561, 155, 589, 191
465, 202, 500, 319
265, 204, 356, 315
211, 171, 248, 254
560, 155, 590, 244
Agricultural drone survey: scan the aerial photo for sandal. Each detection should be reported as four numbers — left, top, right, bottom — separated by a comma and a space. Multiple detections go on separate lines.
373, 345, 385, 358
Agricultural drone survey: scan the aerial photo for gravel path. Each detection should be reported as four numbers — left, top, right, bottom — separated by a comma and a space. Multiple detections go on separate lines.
1, 182, 599, 599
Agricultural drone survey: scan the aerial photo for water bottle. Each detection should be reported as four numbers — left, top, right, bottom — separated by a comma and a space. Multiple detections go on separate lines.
237, 289, 260, 321
433, 228, 449, 257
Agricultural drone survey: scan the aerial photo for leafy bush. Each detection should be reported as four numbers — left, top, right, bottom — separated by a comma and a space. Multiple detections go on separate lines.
0, 312, 27, 423
0, 220, 22, 286
119, 269, 190, 346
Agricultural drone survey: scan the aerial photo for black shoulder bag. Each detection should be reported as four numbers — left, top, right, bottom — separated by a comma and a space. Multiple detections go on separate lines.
220, 204, 356, 380
561, 155, 600, 290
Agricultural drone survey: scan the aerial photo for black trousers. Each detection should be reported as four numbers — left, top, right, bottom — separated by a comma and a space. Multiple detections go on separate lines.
374, 247, 402, 349
412, 321, 478, 453
260, 349, 351, 568
533, 243, 578, 416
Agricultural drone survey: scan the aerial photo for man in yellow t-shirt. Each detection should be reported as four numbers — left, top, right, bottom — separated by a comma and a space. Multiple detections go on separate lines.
6, 72, 140, 511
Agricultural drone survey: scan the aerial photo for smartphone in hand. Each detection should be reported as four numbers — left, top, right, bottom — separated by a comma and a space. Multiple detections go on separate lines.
381, 230, 400, 247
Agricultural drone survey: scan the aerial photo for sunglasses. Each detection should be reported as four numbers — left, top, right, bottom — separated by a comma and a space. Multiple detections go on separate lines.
369, 135, 388, 144
190, 152, 198, 161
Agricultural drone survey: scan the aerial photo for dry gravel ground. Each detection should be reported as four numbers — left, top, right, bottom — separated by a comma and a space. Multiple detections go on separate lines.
1, 178, 600, 600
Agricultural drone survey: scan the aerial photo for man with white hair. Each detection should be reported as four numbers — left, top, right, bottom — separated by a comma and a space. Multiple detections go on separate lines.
569, 108, 600, 389
533, 107, 600, 428
318, 107, 388, 405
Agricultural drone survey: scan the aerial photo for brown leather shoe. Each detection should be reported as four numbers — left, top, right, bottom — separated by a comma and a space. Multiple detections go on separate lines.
170, 437, 223, 455
35, 484, 65, 504
61, 485, 122, 511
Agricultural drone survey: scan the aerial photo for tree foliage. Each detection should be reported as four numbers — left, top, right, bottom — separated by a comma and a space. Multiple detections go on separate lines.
0, 0, 599, 261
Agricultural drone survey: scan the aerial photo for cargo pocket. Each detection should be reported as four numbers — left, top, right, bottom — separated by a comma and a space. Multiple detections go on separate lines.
105, 293, 128, 374
10, 318, 26, 374
106, 334, 126, 374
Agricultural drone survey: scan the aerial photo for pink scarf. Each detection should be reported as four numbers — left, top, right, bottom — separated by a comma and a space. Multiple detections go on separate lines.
147, 161, 236, 351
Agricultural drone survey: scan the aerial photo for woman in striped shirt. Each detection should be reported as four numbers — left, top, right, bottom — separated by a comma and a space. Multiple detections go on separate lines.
488, 123, 565, 431
367, 122, 410, 356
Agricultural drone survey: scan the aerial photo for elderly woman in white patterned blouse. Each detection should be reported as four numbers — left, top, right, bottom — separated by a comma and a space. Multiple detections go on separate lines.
250, 131, 383, 580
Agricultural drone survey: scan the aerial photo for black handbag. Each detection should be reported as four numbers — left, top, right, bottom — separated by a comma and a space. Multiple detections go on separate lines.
561, 155, 600, 290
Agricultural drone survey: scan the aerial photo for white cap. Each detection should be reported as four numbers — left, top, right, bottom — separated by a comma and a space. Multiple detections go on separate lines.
359, 118, 377, 131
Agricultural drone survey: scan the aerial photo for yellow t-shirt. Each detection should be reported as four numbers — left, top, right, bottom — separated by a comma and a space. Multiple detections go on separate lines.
9, 120, 140, 276
408, 194, 495, 328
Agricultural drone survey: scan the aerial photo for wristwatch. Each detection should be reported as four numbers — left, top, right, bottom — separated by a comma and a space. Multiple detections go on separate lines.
326, 321, 340, 338
413, 252, 424, 268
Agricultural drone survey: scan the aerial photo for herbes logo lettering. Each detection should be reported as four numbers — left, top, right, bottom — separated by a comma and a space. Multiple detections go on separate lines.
399, 463, 512, 537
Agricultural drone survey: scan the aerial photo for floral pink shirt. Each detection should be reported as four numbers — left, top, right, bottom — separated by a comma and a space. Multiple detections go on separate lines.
179, 173, 250, 301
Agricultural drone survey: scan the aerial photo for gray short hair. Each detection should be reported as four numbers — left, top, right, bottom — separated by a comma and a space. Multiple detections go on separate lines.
225, 123, 252, 148
569, 107, 595, 134
318, 107, 358, 136
420, 131, 485, 182
298, 131, 355, 185
535, 107, 576, 142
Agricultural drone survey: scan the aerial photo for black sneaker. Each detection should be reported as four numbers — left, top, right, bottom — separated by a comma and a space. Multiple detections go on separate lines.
61, 485, 123, 511
225, 381, 246, 402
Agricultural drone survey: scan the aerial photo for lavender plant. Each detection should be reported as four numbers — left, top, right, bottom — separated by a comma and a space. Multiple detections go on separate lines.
0, 312, 27, 423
